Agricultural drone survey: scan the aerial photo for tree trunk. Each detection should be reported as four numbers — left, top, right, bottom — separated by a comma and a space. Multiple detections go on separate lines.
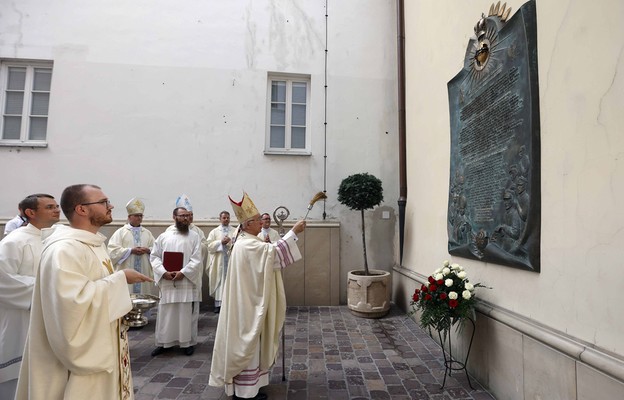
361, 208, 370, 275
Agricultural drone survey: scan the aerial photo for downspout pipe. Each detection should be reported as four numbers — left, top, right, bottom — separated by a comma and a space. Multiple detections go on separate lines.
397, 0, 407, 265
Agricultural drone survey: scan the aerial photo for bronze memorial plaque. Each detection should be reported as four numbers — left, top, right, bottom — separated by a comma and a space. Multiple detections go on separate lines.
447, 1, 540, 271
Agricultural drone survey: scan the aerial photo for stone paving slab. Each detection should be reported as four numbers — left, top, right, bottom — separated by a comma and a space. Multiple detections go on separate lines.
129, 305, 495, 399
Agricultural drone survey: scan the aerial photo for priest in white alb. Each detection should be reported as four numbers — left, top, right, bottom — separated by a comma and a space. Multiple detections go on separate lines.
206, 210, 235, 313
167, 194, 208, 271
150, 206, 202, 357
0, 193, 60, 399
209, 192, 306, 400
257, 213, 281, 243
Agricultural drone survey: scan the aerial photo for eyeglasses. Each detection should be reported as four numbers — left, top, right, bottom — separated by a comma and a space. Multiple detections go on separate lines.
81, 199, 111, 207
176, 214, 192, 219
261, 218, 271, 221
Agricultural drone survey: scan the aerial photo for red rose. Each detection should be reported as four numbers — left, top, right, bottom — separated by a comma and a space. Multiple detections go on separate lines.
449, 299, 458, 308
437, 279, 444, 285
429, 284, 437, 292
412, 292, 419, 302
425, 294, 432, 301
421, 285, 428, 293
439, 292, 448, 300
428, 276, 435, 284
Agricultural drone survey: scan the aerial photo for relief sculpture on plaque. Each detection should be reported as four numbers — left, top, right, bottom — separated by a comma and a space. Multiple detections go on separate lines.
446, 1, 541, 271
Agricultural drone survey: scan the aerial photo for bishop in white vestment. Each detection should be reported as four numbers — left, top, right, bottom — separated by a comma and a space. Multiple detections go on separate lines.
108, 197, 156, 295
209, 192, 306, 399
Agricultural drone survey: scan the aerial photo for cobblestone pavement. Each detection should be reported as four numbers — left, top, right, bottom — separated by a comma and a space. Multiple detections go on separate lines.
129, 305, 495, 399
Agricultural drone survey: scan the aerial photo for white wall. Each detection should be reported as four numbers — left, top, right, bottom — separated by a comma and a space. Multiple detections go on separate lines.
402, 0, 624, 358
0, 0, 400, 303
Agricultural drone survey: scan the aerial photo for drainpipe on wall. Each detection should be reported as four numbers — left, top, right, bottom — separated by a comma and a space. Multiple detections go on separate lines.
397, 0, 407, 265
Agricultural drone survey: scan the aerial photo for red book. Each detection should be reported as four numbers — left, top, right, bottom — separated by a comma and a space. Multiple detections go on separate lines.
163, 251, 183, 272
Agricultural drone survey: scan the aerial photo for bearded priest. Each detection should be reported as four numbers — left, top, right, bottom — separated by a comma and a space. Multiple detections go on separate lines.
15, 184, 153, 400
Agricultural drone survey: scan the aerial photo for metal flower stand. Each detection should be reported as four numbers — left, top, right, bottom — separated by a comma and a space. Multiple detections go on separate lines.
438, 317, 476, 390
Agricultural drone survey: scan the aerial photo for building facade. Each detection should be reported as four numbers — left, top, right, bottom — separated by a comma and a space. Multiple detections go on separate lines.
394, 1, 624, 399
0, 0, 400, 305
3, 1, 622, 398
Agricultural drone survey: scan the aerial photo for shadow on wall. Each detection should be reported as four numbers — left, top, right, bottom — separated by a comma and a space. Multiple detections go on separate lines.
368, 205, 396, 271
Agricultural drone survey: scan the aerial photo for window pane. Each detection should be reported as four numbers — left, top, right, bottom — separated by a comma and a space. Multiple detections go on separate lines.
2, 116, 21, 139
5, 92, 24, 114
270, 103, 285, 125
29, 117, 47, 140
270, 126, 285, 148
291, 127, 305, 149
292, 104, 306, 126
271, 81, 286, 102
31, 93, 50, 115
33, 68, 52, 91
292, 82, 307, 104
7, 67, 26, 90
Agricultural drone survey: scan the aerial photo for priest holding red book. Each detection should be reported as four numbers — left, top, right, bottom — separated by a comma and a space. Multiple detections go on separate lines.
150, 206, 202, 356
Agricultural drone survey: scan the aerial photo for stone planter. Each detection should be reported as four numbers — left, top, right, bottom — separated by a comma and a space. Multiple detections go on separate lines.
347, 269, 391, 318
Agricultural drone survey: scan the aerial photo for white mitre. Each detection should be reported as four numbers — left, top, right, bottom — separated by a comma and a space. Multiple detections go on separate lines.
228, 192, 259, 223
126, 197, 145, 215
175, 194, 193, 212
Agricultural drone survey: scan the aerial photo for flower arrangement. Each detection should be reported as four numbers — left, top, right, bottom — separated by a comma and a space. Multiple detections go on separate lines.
410, 261, 487, 332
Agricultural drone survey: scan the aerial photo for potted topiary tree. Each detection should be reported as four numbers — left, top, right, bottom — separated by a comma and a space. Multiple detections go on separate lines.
338, 172, 391, 318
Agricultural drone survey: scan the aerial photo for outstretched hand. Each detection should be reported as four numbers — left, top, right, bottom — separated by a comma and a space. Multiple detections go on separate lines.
292, 219, 306, 234
123, 269, 154, 284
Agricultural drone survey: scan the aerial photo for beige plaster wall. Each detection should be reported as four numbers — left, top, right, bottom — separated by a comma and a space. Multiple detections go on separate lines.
98, 219, 340, 306
397, 0, 624, 396
401, 0, 624, 356
0, 0, 400, 309
394, 0, 624, 399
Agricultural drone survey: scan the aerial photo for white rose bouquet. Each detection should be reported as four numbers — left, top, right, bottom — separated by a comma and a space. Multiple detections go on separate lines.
410, 261, 488, 332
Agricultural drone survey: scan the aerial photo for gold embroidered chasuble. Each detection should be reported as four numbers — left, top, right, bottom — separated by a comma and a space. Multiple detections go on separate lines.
15, 225, 134, 400
209, 230, 301, 390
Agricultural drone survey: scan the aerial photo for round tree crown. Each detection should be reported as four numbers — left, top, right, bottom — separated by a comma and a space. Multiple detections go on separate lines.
337, 173, 384, 211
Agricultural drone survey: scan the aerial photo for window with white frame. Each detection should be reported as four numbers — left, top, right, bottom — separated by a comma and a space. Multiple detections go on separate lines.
0, 60, 52, 146
266, 74, 310, 154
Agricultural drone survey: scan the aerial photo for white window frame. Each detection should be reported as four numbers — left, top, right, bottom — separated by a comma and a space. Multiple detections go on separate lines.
265, 73, 311, 155
0, 59, 53, 148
